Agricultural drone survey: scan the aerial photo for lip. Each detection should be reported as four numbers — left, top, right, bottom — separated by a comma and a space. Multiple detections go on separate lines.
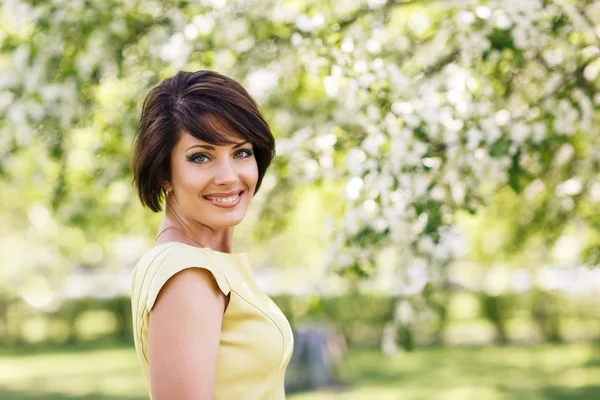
203, 190, 243, 197
203, 191, 243, 208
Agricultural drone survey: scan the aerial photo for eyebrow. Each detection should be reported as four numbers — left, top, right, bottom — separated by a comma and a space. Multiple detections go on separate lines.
186, 141, 250, 151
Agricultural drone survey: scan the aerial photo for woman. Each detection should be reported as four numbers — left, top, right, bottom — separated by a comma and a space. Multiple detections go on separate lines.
129, 70, 293, 400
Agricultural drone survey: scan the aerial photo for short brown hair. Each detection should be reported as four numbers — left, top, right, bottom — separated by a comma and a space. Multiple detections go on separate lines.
131, 70, 276, 212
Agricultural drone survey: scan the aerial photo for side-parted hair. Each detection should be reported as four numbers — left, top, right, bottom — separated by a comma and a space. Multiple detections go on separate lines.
131, 70, 275, 212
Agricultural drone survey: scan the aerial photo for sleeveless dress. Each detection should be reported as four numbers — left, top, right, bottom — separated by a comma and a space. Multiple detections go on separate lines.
130, 242, 294, 399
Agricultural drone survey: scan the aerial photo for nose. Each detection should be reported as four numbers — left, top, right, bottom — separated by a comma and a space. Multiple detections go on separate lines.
213, 157, 239, 186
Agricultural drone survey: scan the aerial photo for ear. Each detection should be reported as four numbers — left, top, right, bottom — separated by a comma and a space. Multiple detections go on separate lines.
162, 180, 172, 195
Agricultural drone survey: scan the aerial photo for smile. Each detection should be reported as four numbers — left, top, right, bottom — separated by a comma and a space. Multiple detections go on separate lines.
203, 191, 243, 208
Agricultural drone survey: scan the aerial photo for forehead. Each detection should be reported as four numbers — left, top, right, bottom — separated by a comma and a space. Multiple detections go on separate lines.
176, 131, 246, 147
175, 113, 247, 149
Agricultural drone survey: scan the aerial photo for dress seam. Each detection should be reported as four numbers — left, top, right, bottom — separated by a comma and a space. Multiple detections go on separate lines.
230, 289, 286, 400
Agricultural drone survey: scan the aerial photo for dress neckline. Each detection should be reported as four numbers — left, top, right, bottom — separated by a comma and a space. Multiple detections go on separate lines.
153, 241, 249, 260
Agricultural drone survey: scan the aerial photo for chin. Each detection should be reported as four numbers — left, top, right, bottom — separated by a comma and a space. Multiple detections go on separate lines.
206, 215, 246, 229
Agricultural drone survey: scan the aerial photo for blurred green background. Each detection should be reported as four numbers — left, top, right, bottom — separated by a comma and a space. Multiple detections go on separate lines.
1, 0, 600, 399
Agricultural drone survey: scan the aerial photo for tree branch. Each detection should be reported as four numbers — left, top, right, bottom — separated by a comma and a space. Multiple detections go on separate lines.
553, 0, 600, 44
513, 53, 600, 122
423, 49, 461, 77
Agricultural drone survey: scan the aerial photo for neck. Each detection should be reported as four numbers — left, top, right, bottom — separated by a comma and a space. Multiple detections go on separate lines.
159, 206, 234, 253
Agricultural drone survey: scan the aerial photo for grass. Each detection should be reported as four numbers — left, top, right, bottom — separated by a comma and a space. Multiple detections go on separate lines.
0, 342, 599, 399
292, 344, 600, 400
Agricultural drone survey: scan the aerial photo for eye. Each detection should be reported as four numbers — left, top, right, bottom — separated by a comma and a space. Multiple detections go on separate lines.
187, 153, 210, 164
234, 148, 254, 159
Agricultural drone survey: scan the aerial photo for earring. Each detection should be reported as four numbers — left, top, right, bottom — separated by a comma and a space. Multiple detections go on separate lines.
165, 187, 173, 196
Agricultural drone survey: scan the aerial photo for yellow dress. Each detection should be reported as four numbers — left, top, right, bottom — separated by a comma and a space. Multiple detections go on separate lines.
130, 242, 294, 399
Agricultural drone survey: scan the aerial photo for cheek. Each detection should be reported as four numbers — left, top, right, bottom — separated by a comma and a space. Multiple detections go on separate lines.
234, 161, 258, 195
245, 162, 259, 189
173, 162, 208, 193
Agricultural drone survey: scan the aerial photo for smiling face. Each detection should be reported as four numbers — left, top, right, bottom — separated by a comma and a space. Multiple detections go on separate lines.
166, 128, 258, 231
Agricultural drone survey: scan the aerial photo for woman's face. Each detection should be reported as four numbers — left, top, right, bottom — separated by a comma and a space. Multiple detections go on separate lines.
167, 129, 258, 230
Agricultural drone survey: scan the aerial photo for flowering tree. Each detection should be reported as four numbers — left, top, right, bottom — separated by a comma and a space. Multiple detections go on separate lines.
0, 0, 599, 304
308, 0, 600, 278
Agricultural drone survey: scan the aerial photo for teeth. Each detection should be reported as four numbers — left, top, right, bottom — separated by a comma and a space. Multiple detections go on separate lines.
207, 193, 240, 203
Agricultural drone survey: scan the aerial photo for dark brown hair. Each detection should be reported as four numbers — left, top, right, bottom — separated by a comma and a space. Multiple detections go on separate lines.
131, 70, 275, 212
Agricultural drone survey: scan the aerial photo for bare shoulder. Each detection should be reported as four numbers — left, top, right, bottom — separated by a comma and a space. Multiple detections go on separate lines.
152, 266, 227, 313
148, 262, 226, 399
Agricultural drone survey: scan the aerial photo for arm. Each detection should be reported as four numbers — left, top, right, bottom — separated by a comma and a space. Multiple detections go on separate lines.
148, 267, 227, 400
